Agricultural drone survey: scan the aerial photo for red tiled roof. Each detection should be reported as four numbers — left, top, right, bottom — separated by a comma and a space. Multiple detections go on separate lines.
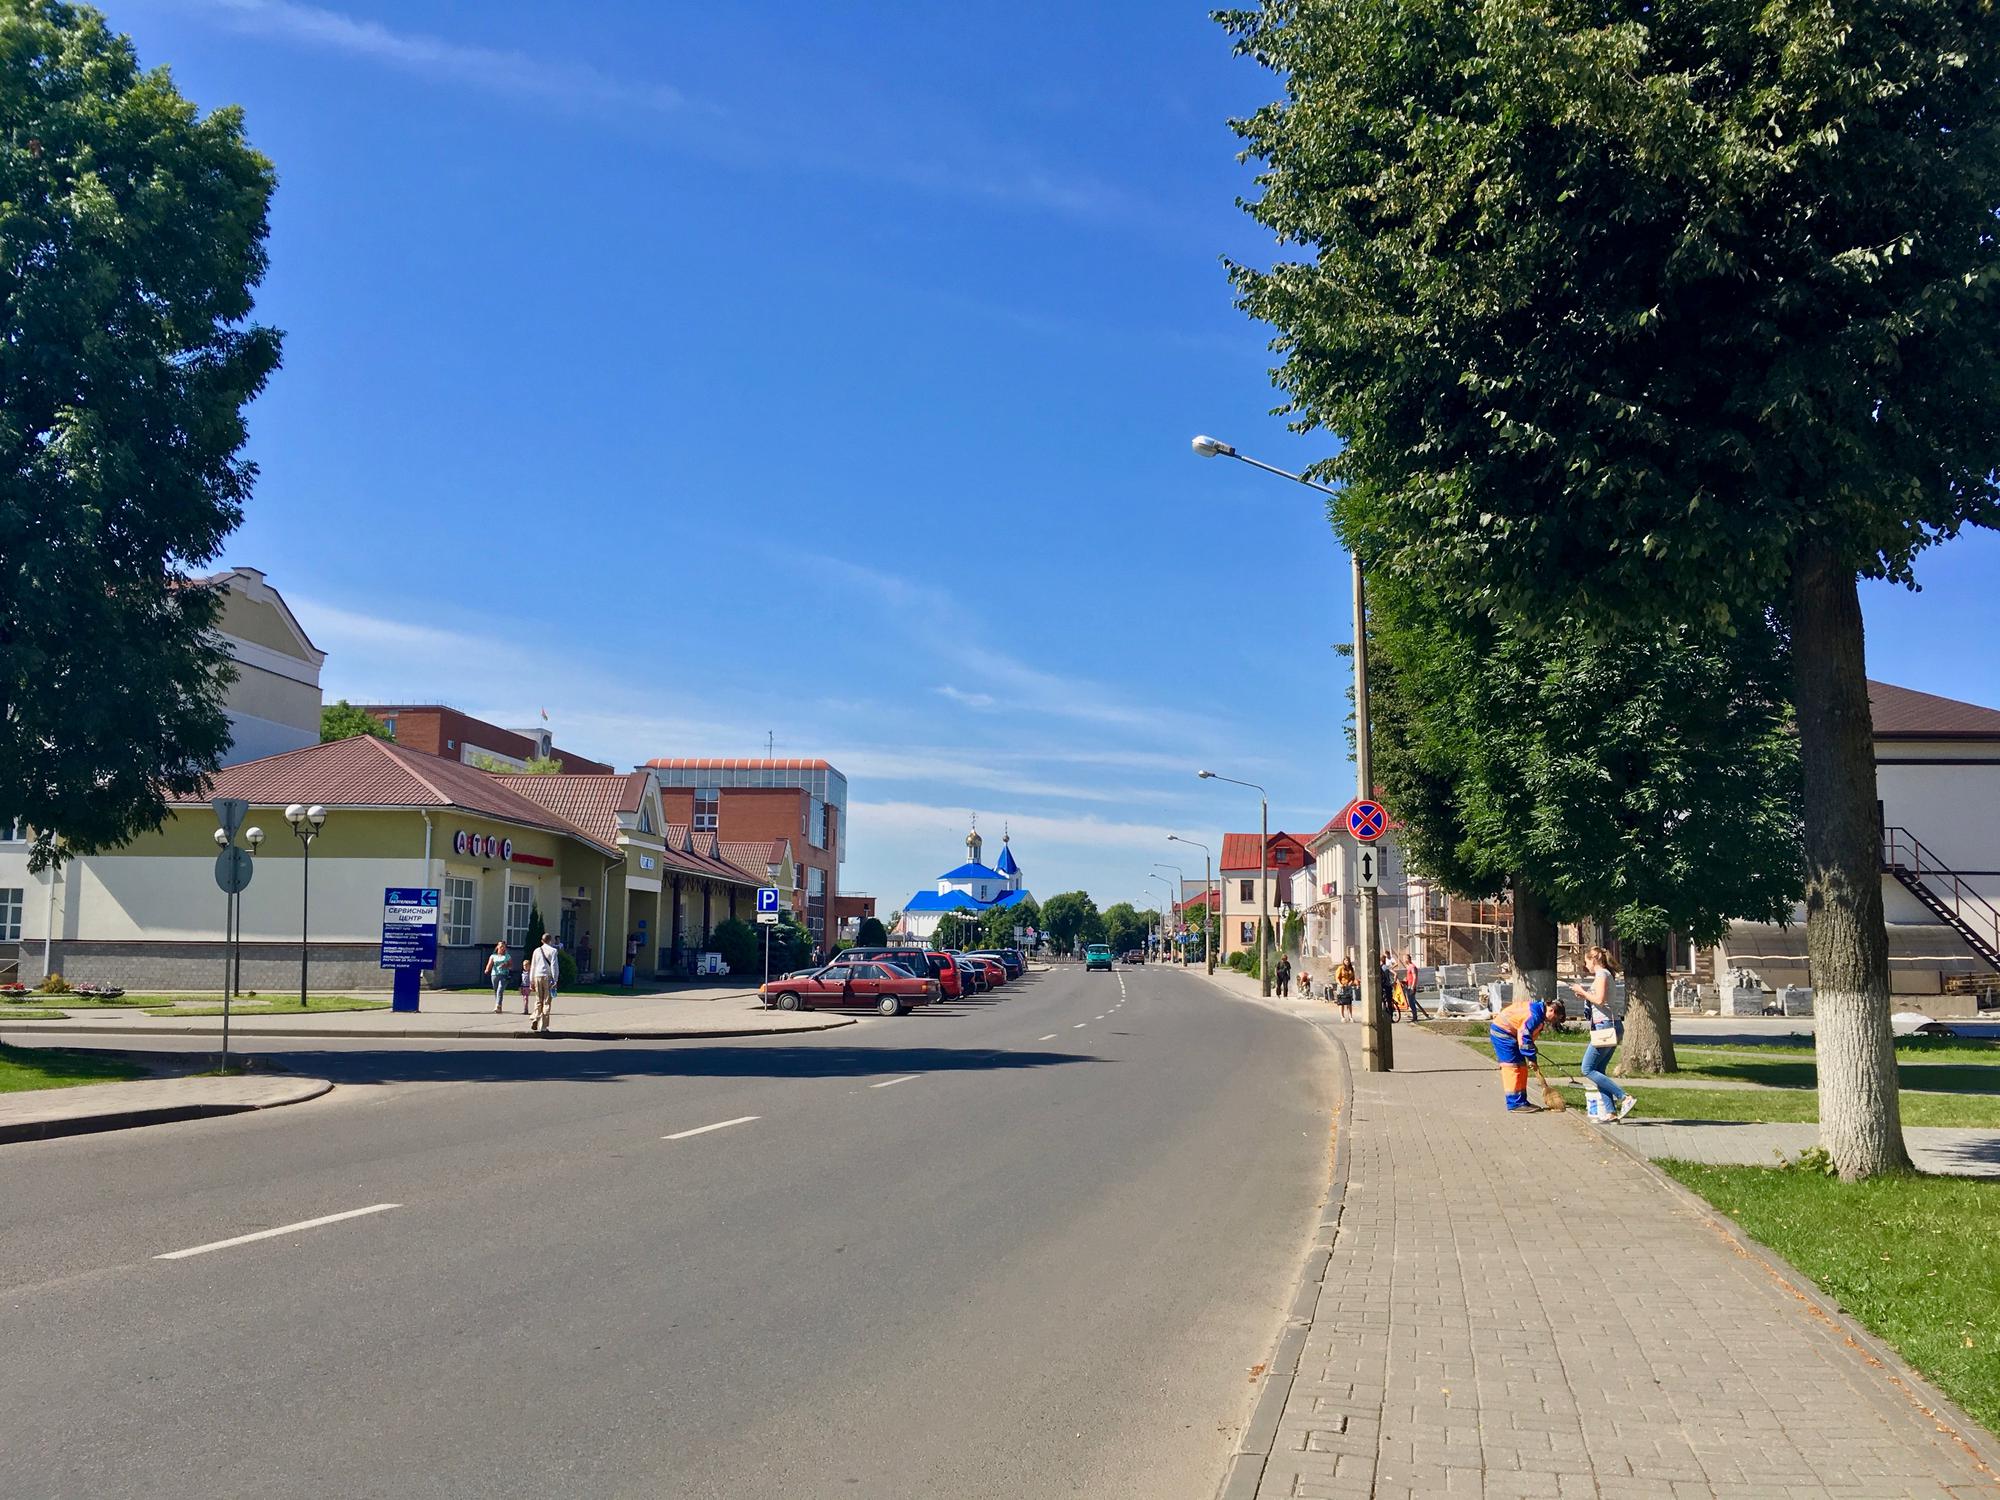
170, 737, 618, 855
1868, 680, 2000, 740
643, 757, 833, 771
657, 821, 758, 886
718, 838, 788, 884
492, 772, 650, 849
1219, 831, 1319, 872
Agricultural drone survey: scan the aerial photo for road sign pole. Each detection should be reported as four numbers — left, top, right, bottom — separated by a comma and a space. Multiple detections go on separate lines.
764, 923, 770, 989
1353, 556, 1392, 1073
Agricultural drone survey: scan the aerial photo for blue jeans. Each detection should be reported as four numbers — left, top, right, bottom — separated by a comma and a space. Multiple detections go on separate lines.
1580, 1042, 1628, 1104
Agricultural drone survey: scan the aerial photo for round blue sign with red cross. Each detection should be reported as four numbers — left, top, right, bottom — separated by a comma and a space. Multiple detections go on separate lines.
1346, 799, 1388, 843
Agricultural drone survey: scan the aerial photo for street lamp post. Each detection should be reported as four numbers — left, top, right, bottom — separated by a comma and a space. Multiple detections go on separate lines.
1192, 435, 1391, 1071
1145, 873, 1176, 962
285, 804, 327, 1011
1168, 835, 1214, 972
1197, 770, 1270, 996
1153, 862, 1188, 964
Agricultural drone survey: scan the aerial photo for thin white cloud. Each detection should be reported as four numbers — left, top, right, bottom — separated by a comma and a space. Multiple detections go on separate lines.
854, 799, 1182, 857
934, 684, 997, 711
198, 0, 686, 114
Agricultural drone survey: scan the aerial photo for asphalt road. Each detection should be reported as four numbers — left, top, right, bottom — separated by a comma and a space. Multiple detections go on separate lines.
0, 963, 1334, 1499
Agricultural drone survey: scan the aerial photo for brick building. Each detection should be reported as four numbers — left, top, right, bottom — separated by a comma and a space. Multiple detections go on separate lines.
644, 758, 847, 950
355, 705, 612, 775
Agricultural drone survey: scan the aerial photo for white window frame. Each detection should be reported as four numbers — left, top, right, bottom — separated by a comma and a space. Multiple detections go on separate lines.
505, 883, 534, 949
694, 787, 719, 831
0, 886, 22, 943
442, 877, 477, 947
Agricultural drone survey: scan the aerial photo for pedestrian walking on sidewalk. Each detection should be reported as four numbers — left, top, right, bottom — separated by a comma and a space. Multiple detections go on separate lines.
529, 932, 560, 1033
1334, 955, 1357, 1021
1570, 946, 1636, 1122
1488, 993, 1565, 1111
483, 941, 513, 1013
1275, 955, 1292, 997
1400, 951, 1429, 1021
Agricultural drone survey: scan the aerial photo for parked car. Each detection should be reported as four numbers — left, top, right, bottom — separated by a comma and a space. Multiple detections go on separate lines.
1122, 950, 1146, 965
970, 956, 1007, 988
760, 962, 938, 1016
952, 956, 989, 993
833, 947, 939, 981
921, 950, 964, 998
1085, 942, 1114, 972
967, 948, 1024, 979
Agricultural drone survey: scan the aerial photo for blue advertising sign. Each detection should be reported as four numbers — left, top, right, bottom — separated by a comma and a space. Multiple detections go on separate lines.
380, 887, 440, 971
755, 886, 781, 915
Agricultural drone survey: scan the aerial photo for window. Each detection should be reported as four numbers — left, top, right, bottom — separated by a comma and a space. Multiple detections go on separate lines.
505, 884, 533, 949
1273, 848, 1290, 865
807, 866, 826, 898
808, 797, 826, 849
443, 877, 476, 946
0, 887, 22, 942
639, 805, 654, 835
694, 787, 719, 831
1239, 879, 1254, 902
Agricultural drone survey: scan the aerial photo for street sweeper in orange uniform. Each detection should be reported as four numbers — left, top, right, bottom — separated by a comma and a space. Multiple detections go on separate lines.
1489, 993, 1565, 1110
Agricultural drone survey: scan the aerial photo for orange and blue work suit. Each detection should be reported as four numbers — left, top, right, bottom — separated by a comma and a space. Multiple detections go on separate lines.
1489, 997, 1551, 1110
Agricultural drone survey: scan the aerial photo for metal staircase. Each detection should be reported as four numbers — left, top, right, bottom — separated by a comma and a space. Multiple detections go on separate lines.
1881, 827, 2000, 972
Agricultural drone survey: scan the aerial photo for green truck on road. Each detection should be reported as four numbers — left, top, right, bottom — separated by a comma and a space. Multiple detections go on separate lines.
1085, 942, 1114, 972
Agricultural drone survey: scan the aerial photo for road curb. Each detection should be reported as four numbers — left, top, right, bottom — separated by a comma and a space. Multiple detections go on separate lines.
0, 1016, 859, 1043
1579, 1106, 2000, 1481
1217, 1011, 1354, 1500
0, 1077, 333, 1145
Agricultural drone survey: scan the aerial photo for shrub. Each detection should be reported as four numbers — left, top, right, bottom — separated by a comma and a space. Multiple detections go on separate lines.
559, 950, 577, 988
37, 971, 72, 995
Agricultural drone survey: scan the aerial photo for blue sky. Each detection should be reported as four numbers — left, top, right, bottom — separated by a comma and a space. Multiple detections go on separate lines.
119, 0, 2000, 913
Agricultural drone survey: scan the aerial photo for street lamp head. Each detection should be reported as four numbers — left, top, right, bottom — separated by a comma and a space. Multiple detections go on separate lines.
213, 828, 229, 848
306, 804, 326, 829
244, 825, 264, 848
1190, 434, 1235, 459
1196, 769, 1215, 780
285, 803, 307, 826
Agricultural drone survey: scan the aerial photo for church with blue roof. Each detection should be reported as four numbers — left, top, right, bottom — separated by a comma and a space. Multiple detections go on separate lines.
896, 821, 1033, 942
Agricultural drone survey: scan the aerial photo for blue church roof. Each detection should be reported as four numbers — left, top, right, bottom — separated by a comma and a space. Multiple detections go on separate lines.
995, 843, 1020, 875
939, 861, 1005, 882
903, 890, 985, 913
990, 888, 1032, 909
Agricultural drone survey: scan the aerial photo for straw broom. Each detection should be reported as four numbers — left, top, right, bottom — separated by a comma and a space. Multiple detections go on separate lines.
1533, 1059, 1568, 1112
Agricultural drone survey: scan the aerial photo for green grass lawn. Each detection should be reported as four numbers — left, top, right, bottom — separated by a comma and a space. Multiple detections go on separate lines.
1660, 1162, 2000, 1435
0, 1043, 146, 1093
0, 1008, 73, 1021
1554, 1083, 2000, 1129
1458, 1033, 2000, 1096
142, 996, 389, 1017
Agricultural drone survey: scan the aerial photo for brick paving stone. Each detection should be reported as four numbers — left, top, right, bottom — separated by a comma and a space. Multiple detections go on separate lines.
1246, 1012, 2000, 1500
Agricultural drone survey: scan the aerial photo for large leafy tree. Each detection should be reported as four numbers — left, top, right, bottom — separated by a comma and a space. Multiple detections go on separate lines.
1039, 891, 1102, 952
854, 916, 888, 947
929, 912, 974, 952
977, 905, 1019, 948
1371, 573, 1804, 1070
1225, 0, 2000, 1177
321, 700, 392, 743
1, 1, 282, 870
1102, 902, 1152, 955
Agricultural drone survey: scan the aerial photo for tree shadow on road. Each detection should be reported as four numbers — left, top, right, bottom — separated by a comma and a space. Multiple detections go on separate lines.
223, 1041, 1100, 1088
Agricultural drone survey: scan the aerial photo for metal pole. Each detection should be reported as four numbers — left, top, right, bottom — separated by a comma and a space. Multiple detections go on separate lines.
300, 836, 311, 1010
222, 888, 233, 1068
1355, 554, 1392, 1072
1204, 852, 1213, 972
1259, 795, 1271, 997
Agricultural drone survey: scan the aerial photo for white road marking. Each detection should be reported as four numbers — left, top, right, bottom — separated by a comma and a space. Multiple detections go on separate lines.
1073, 1022, 1087, 1029
663, 1115, 760, 1140
156, 1203, 401, 1261
1038, 1033, 1058, 1042
870, 1075, 920, 1089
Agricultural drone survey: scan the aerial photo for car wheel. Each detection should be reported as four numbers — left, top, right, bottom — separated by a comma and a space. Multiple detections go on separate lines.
878, 994, 902, 1016
777, 992, 801, 1012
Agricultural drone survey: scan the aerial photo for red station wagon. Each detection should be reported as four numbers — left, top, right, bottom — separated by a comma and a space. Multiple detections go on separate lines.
760, 961, 939, 1016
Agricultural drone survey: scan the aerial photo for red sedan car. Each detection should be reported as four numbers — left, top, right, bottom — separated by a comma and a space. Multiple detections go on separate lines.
971, 956, 1007, 988
760, 961, 938, 1016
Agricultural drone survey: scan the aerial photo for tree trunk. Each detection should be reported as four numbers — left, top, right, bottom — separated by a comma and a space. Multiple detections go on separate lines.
1617, 939, 1677, 1074
1790, 541, 1910, 1179
1511, 879, 1557, 1002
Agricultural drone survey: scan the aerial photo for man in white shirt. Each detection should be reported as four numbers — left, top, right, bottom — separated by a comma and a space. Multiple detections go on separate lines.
529, 932, 560, 1033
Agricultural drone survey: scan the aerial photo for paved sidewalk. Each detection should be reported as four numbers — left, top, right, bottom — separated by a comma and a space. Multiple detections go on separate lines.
1187, 966, 2000, 1498
0, 1073, 331, 1144
0, 985, 854, 1042
1615, 1118, 2000, 1180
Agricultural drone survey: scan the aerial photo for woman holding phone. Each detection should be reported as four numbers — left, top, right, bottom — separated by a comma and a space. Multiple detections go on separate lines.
1570, 946, 1636, 1121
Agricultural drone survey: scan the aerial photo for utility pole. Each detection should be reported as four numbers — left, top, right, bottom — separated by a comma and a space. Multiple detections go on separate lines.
1353, 558, 1392, 1072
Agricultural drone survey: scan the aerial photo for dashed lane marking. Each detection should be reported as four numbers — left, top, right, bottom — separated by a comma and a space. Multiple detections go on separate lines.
1038, 1034, 1058, 1042
870, 1075, 920, 1089
663, 1115, 760, 1140
156, 1203, 401, 1262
